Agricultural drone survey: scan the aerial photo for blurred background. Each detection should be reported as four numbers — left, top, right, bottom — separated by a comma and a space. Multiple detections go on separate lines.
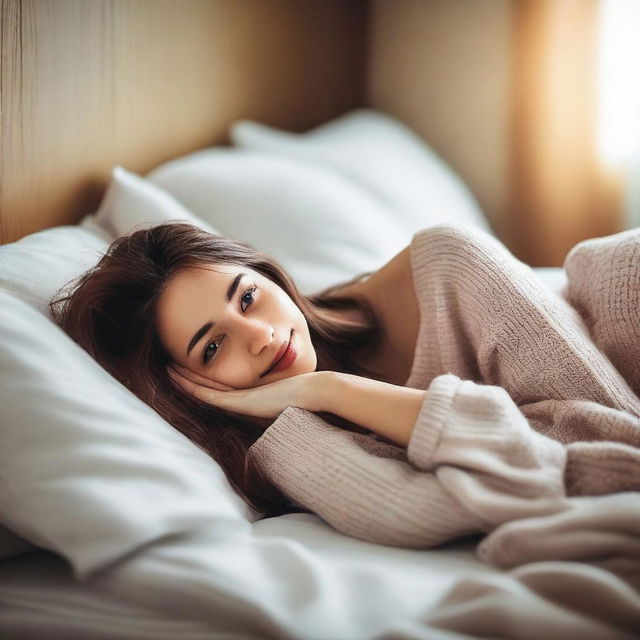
2, 0, 640, 265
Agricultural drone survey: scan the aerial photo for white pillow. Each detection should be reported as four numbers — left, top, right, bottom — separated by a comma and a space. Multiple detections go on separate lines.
230, 108, 493, 235
145, 148, 410, 294
0, 164, 216, 317
0, 224, 109, 317
0, 289, 253, 579
94, 165, 219, 238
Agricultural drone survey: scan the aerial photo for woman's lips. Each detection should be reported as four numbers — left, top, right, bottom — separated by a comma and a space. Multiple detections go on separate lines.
268, 329, 296, 375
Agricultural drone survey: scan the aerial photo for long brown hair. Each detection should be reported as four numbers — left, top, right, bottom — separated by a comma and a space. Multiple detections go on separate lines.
50, 222, 383, 518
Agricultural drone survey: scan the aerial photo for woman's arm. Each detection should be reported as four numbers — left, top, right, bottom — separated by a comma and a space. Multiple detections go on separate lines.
307, 371, 426, 447
169, 366, 425, 446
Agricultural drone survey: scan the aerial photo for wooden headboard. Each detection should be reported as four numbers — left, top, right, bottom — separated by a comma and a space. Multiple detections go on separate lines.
0, 0, 367, 244
3, 1, 623, 266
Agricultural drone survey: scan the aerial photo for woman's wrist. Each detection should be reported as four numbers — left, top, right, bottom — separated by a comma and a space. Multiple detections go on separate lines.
300, 370, 343, 413
302, 371, 425, 447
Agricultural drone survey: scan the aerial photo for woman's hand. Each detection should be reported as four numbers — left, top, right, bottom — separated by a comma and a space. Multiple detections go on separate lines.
168, 364, 329, 420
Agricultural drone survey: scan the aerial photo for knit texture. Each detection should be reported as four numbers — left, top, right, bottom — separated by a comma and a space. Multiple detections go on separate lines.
565, 227, 640, 396
248, 224, 640, 549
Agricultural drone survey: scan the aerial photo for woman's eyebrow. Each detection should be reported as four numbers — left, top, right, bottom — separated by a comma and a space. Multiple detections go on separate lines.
186, 273, 246, 357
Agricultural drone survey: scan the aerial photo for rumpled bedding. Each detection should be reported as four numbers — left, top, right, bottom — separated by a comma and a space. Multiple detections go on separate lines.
424, 225, 640, 636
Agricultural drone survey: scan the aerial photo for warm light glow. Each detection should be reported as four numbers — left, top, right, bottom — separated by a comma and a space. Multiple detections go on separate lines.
597, 0, 640, 167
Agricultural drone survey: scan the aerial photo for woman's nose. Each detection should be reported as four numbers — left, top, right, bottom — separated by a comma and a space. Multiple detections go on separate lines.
244, 319, 275, 356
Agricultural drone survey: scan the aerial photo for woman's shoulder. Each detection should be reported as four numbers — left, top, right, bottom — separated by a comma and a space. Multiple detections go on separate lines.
321, 229, 423, 302
373, 244, 413, 291
322, 242, 415, 322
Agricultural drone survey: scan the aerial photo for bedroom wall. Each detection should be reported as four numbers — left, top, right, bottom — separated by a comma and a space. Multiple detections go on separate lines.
366, 0, 627, 266
366, 0, 513, 239
0, 0, 368, 244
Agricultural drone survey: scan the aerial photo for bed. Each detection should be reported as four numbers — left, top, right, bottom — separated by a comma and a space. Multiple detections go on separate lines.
3, 106, 639, 639
2, 2, 639, 632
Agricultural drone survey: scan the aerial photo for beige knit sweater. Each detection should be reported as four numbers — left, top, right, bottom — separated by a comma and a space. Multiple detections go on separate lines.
248, 224, 640, 550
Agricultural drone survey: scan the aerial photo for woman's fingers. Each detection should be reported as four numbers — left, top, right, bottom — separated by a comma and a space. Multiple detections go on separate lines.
167, 365, 243, 415
168, 367, 223, 399
171, 364, 215, 387
170, 364, 235, 391
168, 367, 199, 395
168, 368, 244, 412
170, 367, 320, 420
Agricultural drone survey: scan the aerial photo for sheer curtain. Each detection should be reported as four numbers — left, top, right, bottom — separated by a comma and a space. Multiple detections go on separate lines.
507, 0, 640, 266
597, 0, 640, 230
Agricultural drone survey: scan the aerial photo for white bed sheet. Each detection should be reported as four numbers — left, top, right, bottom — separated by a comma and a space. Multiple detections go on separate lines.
0, 512, 495, 640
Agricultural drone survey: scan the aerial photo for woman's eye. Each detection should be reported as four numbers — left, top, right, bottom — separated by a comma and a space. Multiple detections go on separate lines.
241, 286, 257, 312
203, 339, 221, 365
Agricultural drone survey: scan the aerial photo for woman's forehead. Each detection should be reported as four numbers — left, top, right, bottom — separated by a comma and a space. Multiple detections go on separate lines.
177, 263, 257, 284
162, 264, 252, 305
183, 262, 244, 278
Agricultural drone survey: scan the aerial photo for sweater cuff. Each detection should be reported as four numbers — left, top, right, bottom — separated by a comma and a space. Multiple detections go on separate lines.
407, 374, 462, 471
249, 405, 314, 445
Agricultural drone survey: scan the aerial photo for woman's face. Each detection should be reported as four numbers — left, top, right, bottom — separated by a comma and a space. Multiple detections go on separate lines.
155, 263, 317, 390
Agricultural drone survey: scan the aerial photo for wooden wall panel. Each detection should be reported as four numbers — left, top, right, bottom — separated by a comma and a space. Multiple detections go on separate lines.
0, 0, 367, 243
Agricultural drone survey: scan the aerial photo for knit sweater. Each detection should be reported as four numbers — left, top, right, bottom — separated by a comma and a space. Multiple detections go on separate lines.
248, 224, 640, 549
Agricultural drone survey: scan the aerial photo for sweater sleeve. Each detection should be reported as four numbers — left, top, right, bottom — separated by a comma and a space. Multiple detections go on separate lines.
564, 227, 640, 398
248, 406, 480, 549
408, 374, 568, 529
248, 374, 568, 548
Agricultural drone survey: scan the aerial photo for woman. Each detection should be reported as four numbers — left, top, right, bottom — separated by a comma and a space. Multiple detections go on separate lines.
51, 222, 640, 549
50, 222, 410, 518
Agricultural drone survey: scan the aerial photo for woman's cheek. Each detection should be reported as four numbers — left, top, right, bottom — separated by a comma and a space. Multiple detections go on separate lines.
215, 358, 252, 389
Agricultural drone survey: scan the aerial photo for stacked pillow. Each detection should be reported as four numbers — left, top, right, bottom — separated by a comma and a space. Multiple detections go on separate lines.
93, 165, 219, 238
146, 148, 409, 294
229, 108, 493, 235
